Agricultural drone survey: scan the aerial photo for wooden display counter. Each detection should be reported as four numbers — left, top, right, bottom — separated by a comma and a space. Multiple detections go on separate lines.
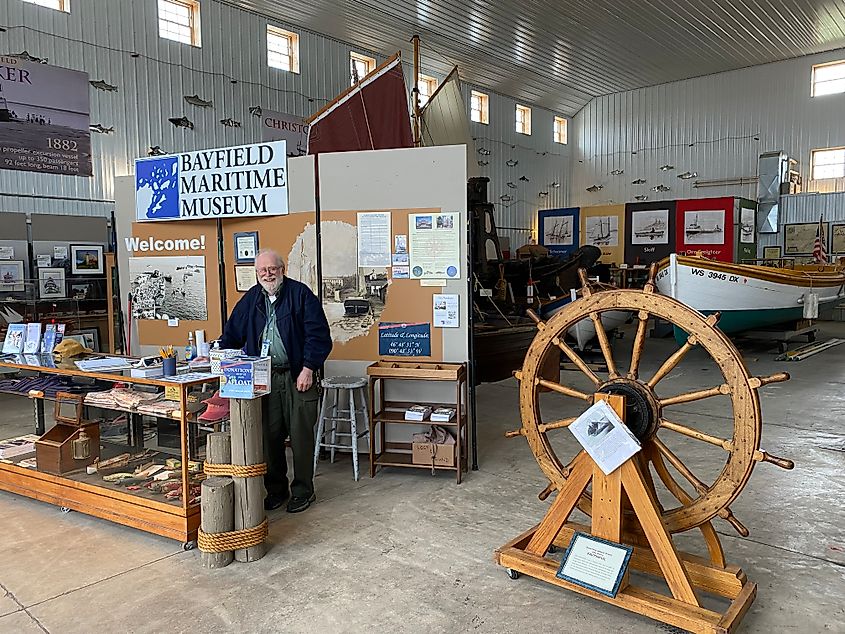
0, 355, 218, 547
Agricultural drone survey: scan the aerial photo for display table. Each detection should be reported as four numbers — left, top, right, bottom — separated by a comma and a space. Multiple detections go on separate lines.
0, 354, 219, 548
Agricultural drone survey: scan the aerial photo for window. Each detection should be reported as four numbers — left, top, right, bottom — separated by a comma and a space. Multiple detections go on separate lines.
554, 116, 567, 144
267, 26, 299, 73
470, 91, 489, 124
22, 0, 69, 10
350, 52, 375, 85
516, 104, 532, 135
811, 147, 845, 180
812, 60, 845, 97
418, 74, 438, 106
158, 0, 200, 47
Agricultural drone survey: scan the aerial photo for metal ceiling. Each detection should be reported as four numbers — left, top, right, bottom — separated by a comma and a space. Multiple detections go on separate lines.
225, 0, 845, 116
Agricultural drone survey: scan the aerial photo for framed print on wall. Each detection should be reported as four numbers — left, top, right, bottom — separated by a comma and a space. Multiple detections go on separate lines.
762, 246, 781, 259
832, 224, 845, 254
0, 260, 25, 292
38, 267, 66, 299
70, 244, 104, 275
784, 222, 827, 255
234, 231, 259, 263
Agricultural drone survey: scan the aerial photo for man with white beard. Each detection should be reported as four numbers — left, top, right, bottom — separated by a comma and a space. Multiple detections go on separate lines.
219, 249, 332, 513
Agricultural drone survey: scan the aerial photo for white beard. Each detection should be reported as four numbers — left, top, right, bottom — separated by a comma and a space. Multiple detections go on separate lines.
259, 278, 281, 295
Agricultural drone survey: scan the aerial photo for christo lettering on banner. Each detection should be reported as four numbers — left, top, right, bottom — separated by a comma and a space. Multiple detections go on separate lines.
378, 322, 431, 357
261, 109, 309, 156
135, 140, 288, 222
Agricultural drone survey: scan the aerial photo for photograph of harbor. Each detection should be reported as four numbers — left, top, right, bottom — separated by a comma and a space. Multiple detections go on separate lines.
128, 256, 207, 320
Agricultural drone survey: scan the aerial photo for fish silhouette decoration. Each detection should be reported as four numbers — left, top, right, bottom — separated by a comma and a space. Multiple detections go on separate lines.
168, 116, 195, 130
184, 94, 213, 108
610, 169, 624, 175
519, 175, 529, 182
11, 51, 47, 63
477, 148, 492, 156
659, 164, 674, 172
89, 124, 114, 134
652, 184, 671, 192
677, 171, 698, 180
586, 184, 604, 193
538, 191, 549, 198
506, 182, 517, 189
249, 105, 263, 117
500, 194, 513, 202
148, 146, 168, 156
506, 159, 519, 167
477, 160, 489, 167
219, 118, 242, 128
89, 79, 118, 92
634, 195, 649, 201
632, 178, 647, 184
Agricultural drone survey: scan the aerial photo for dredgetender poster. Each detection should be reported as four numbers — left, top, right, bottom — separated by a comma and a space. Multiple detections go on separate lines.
409, 212, 460, 279
0, 56, 91, 176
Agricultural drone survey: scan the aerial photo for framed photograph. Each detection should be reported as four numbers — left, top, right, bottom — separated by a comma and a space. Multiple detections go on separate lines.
762, 246, 781, 259
234, 231, 259, 263
38, 267, 66, 299
784, 222, 826, 255
832, 224, 845, 254
74, 327, 100, 353
0, 260, 25, 292
235, 265, 257, 291
70, 282, 91, 299
71, 245, 104, 275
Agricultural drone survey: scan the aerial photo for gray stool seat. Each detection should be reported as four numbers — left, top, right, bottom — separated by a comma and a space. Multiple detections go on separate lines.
321, 376, 368, 390
314, 376, 370, 481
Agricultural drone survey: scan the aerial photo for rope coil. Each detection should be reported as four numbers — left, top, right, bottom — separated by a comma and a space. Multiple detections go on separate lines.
203, 462, 267, 478
197, 518, 268, 553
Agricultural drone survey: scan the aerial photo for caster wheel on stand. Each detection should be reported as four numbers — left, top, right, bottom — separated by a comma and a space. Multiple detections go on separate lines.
506, 568, 520, 580
182, 540, 196, 551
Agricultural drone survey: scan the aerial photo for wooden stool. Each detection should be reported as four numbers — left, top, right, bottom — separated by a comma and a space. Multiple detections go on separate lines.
314, 376, 370, 481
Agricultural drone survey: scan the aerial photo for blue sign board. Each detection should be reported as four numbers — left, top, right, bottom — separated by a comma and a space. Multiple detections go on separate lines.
539, 207, 580, 257
378, 322, 431, 357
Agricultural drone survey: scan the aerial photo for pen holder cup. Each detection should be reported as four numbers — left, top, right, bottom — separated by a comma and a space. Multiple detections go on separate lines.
162, 357, 177, 376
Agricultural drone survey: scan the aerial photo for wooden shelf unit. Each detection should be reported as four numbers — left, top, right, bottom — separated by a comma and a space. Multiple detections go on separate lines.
0, 356, 217, 546
367, 360, 468, 483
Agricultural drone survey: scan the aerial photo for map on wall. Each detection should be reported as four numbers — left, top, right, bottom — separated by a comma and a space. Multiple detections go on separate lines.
0, 57, 91, 176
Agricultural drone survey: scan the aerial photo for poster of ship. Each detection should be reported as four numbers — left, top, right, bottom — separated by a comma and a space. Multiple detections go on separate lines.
631, 209, 669, 245
543, 215, 573, 246
684, 210, 725, 245
584, 215, 618, 247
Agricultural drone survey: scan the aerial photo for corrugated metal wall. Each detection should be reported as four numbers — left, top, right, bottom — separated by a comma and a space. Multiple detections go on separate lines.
571, 48, 845, 209
758, 192, 845, 252
0, 0, 567, 248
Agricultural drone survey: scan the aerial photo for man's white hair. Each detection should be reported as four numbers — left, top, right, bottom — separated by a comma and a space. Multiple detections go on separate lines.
255, 249, 285, 269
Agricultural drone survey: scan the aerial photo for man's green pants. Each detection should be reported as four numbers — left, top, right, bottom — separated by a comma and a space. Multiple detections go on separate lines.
262, 368, 319, 499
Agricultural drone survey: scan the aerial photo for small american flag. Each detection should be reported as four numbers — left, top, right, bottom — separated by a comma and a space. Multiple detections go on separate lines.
813, 215, 828, 264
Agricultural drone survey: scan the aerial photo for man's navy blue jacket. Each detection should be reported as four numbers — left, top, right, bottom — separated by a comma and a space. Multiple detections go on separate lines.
218, 278, 332, 376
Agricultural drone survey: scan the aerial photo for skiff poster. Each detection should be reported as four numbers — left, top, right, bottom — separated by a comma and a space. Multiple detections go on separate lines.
0, 56, 91, 176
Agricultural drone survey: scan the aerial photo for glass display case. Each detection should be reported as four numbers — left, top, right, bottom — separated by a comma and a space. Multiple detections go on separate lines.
0, 354, 221, 547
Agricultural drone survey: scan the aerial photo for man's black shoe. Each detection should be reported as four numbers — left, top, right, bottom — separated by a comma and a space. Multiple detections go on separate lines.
264, 492, 289, 511
286, 493, 316, 513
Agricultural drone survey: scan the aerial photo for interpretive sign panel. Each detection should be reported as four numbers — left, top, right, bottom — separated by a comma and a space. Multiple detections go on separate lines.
378, 322, 431, 356
556, 532, 633, 598
0, 56, 91, 176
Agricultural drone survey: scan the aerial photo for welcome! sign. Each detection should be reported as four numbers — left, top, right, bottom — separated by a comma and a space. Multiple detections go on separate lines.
135, 140, 288, 222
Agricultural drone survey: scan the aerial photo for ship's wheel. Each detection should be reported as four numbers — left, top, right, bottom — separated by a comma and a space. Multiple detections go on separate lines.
511, 266, 794, 539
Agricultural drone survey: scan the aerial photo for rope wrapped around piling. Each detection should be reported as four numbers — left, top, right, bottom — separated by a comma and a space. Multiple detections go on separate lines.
203, 461, 267, 478
197, 518, 269, 553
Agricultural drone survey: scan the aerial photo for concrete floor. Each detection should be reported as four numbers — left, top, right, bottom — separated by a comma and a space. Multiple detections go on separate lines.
0, 324, 844, 633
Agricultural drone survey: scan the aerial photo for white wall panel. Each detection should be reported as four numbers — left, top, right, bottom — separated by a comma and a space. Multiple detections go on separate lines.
571, 48, 845, 208
1, 0, 568, 252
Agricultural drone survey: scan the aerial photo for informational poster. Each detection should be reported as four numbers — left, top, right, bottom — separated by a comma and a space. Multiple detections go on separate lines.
261, 109, 309, 157
833, 225, 845, 254
53, 245, 68, 259
0, 246, 13, 259
433, 294, 459, 328
409, 212, 460, 279
0, 57, 91, 176
378, 322, 431, 356
36, 254, 51, 267
539, 208, 580, 258
630, 209, 669, 245
135, 141, 288, 222
785, 222, 826, 255
392, 266, 409, 278
357, 212, 391, 267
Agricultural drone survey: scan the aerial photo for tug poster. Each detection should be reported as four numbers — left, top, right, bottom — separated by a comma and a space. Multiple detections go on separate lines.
0, 56, 91, 176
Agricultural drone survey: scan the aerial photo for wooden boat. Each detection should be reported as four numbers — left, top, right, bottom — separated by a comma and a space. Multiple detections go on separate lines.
655, 253, 845, 334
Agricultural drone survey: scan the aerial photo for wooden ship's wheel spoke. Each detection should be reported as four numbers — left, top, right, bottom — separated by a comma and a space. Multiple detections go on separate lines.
536, 378, 591, 402
589, 310, 619, 379
659, 384, 730, 407
555, 337, 601, 386
626, 309, 650, 380
658, 418, 733, 451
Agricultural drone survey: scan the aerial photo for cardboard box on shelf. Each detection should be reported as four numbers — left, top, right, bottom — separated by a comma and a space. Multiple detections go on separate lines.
412, 441, 456, 468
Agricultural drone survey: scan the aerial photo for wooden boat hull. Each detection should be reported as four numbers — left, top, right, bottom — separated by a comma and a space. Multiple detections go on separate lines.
540, 292, 630, 350
655, 254, 845, 336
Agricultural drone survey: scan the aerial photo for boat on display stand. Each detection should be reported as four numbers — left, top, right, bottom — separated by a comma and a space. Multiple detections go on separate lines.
655, 253, 845, 336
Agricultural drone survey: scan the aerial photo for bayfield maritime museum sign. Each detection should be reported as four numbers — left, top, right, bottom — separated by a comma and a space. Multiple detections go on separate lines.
135, 140, 288, 222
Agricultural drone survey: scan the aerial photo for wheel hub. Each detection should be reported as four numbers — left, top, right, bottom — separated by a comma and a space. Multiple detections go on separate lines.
598, 379, 659, 441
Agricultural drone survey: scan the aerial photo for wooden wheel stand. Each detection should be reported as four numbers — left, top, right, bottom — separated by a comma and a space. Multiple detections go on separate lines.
496, 395, 755, 634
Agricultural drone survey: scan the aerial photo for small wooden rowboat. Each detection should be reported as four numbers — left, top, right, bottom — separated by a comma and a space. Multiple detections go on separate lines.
540, 289, 630, 350
655, 254, 845, 334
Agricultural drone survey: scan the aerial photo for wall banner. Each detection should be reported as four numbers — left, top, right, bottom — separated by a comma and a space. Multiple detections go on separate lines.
0, 56, 91, 176
261, 109, 309, 156
135, 140, 289, 222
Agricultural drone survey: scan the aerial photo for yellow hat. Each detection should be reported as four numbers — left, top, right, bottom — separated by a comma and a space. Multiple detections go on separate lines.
54, 338, 92, 359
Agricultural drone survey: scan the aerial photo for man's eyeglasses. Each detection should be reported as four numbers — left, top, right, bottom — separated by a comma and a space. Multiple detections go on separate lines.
257, 266, 281, 275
